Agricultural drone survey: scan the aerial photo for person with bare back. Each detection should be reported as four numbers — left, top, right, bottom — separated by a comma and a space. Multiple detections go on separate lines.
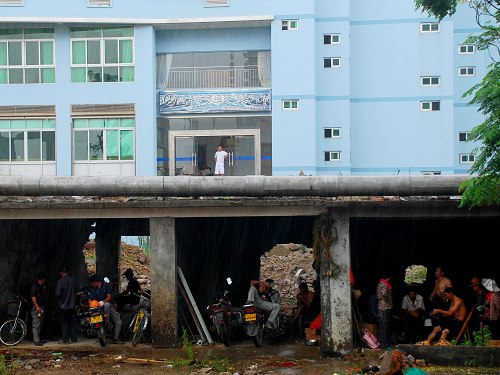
428, 287, 467, 344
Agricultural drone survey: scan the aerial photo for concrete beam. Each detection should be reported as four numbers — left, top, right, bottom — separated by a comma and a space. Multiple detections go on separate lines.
319, 211, 353, 355
0, 175, 470, 197
150, 217, 177, 346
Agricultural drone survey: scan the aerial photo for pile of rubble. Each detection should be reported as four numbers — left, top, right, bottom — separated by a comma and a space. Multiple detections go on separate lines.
259, 243, 317, 317
83, 240, 151, 291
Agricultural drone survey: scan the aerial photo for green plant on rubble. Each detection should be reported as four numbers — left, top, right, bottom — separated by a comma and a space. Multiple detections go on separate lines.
0, 355, 18, 375
472, 325, 492, 347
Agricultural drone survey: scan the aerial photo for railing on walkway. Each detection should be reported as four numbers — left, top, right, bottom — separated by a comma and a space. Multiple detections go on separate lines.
165, 66, 263, 89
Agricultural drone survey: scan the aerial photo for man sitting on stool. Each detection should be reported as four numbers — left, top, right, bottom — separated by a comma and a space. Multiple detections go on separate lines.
428, 287, 467, 344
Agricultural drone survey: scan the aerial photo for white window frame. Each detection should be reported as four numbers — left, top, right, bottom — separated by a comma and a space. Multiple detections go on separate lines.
458, 44, 475, 54
70, 27, 134, 83
281, 20, 299, 31
72, 117, 135, 162
420, 101, 440, 111
458, 132, 471, 142
324, 127, 341, 138
323, 33, 340, 45
324, 151, 341, 162
323, 57, 341, 68
420, 22, 440, 33
0, 29, 55, 84
282, 99, 299, 110
420, 76, 440, 86
459, 153, 475, 164
458, 66, 475, 77
0, 119, 56, 163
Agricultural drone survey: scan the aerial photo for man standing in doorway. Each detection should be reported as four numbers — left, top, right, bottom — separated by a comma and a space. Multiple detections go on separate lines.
214, 144, 228, 176
31, 272, 47, 346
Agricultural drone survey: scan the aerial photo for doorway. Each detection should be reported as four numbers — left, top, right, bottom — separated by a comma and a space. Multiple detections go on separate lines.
168, 130, 261, 176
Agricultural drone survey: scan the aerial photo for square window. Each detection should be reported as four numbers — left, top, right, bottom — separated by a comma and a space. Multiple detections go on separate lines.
324, 127, 341, 138
458, 44, 475, 54
421, 23, 439, 32
459, 66, 475, 76
324, 151, 341, 162
324, 57, 340, 68
458, 132, 470, 142
421, 76, 440, 86
282, 20, 298, 31
282, 99, 298, 110
324, 34, 340, 44
420, 101, 440, 111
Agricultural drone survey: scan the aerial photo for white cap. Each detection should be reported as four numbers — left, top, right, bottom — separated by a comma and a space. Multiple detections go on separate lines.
481, 278, 499, 292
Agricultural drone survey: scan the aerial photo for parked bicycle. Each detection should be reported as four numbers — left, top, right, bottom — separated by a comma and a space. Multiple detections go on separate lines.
0, 295, 28, 346
123, 291, 151, 346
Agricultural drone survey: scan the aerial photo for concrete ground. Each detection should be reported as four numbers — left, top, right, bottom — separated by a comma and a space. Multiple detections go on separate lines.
1, 337, 499, 374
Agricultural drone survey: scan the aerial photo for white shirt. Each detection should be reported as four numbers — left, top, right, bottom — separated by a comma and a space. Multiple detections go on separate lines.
215, 150, 228, 164
402, 294, 425, 313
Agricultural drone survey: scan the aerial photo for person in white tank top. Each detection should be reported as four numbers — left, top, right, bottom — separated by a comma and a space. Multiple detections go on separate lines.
214, 144, 228, 176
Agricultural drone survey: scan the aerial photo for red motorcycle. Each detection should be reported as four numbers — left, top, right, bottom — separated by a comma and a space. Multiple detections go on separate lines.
206, 278, 242, 347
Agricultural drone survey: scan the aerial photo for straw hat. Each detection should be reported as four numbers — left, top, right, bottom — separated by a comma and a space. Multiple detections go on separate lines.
481, 278, 499, 292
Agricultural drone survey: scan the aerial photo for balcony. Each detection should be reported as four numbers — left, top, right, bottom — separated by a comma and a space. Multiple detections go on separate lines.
163, 66, 265, 90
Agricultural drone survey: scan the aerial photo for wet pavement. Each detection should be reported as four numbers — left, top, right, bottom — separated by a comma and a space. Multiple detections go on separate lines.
2, 337, 500, 374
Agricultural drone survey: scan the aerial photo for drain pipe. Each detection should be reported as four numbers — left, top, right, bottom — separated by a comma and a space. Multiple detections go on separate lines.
0, 175, 469, 197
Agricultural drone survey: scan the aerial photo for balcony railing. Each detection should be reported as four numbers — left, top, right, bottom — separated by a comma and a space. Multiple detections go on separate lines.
164, 66, 266, 89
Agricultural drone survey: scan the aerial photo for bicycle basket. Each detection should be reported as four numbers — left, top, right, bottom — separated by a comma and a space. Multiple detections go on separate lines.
7, 300, 20, 316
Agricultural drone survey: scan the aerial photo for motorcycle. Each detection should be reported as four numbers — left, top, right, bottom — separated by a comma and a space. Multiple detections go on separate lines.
206, 278, 242, 347
76, 288, 111, 347
242, 286, 283, 347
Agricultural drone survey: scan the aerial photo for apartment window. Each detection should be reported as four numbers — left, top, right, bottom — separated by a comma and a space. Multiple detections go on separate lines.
421, 171, 442, 175
459, 153, 475, 164
0, 28, 55, 84
421, 76, 440, 86
70, 26, 134, 83
458, 66, 475, 76
420, 23, 439, 32
324, 151, 341, 162
73, 117, 134, 161
459, 132, 471, 142
420, 101, 440, 111
87, 0, 111, 6
323, 57, 340, 68
281, 20, 298, 31
324, 128, 341, 138
282, 99, 298, 110
323, 34, 340, 45
458, 44, 475, 54
0, 118, 55, 162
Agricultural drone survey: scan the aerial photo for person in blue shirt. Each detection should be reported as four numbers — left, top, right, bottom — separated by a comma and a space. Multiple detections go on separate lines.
88, 274, 123, 344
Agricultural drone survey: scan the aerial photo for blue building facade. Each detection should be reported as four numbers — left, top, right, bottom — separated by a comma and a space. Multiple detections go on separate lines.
0, 0, 487, 177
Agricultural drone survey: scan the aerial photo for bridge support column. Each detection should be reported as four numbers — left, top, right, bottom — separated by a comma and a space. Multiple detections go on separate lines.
318, 210, 352, 355
150, 217, 177, 347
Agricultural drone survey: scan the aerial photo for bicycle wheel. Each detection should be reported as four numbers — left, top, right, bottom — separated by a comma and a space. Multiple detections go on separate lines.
0, 318, 27, 346
132, 315, 148, 347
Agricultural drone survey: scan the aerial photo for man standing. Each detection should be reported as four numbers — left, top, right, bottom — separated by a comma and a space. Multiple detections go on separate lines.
116, 268, 141, 311
376, 272, 393, 349
469, 276, 486, 332
429, 267, 453, 310
214, 144, 228, 176
54, 266, 77, 344
428, 287, 467, 344
88, 274, 123, 344
31, 272, 47, 346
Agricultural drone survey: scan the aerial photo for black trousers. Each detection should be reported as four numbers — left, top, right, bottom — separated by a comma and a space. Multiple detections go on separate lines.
59, 308, 78, 342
